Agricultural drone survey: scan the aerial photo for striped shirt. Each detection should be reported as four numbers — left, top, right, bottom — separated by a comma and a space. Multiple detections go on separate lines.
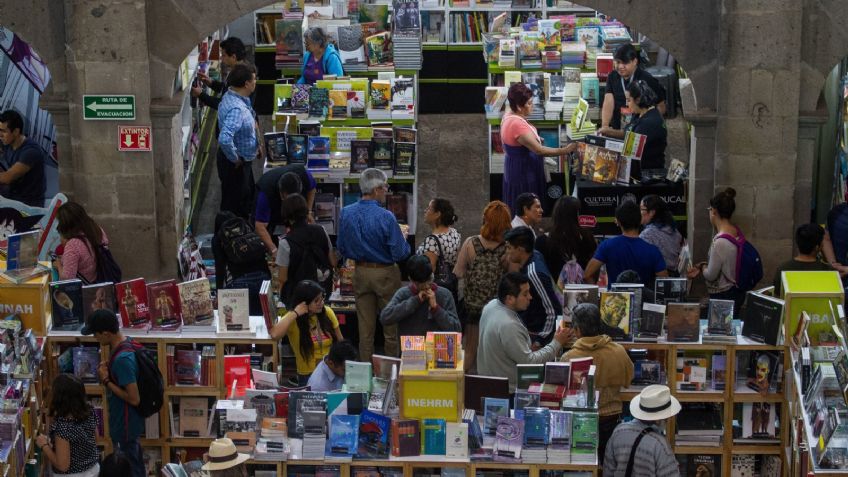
603, 420, 680, 477
217, 89, 257, 163
519, 250, 562, 343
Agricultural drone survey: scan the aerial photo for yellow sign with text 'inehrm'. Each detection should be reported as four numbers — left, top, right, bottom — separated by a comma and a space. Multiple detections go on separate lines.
400, 376, 461, 422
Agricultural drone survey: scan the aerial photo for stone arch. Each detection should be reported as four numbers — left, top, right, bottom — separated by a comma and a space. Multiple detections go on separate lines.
799, 0, 848, 113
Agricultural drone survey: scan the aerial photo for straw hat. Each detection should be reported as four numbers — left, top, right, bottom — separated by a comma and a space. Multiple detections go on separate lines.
629, 385, 681, 421
201, 438, 251, 471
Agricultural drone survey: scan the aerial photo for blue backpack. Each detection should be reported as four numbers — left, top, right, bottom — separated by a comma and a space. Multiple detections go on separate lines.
717, 229, 763, 292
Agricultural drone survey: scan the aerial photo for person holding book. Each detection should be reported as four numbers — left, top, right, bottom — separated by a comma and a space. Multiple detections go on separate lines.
598, 43, 666, 135
477, 272, 570, 393
584, 200, 668, 286
686, 188, 745, 309
256, 164, 317, 255
275, 194, 336, 304
54, 201, 112, 283
212, 211, 271, 316
269, 280, 344, 385
504, 226, 563, 348
217, 63, 259, 218
501, 82, 576, 214
80, 310, 145, 477
535, 195, 597, 278
511, 192, 544, 238
307, 340, 358, 392
337, 168, 411, 362
201, 438, 250, 476
417, 198, 462, 274
560, 303, 634, 462
37, 374, 100, 476
604, 385, 680, 477
0, 109, 46, 207
639, 195, 682, 275
599, 80, 668, 170
772, 223, 831, 296
453, 200, 511, 374
297, 27, 344, 85
191, 37, 250, 109
380, 255, 461, 336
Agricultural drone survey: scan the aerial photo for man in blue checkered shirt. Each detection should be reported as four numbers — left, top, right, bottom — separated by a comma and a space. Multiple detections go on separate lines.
217, 63, 258, 218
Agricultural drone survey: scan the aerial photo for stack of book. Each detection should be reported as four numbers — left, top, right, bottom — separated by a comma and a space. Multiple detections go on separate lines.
302, 410, 328, 459
275, 18, 303, 69
401, 335, 426, 370
391, 0, 423, 70
702, 299, 737, 343
484, 86, 508, 118
600, 25, 632, 53
547, 410, 572, 464
569, 412, 598, 464
498, 39, 516, 68
521, 407, 549, 463
562, 67, 582, 119
675, 404, 723, 447
544, 75, 564, 121
561, 42, 586, 67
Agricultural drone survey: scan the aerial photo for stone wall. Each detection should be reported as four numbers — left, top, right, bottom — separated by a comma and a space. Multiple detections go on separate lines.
0, 0, 847, 280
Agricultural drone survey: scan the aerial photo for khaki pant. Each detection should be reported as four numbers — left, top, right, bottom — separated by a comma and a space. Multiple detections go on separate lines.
353, 264, 401, 361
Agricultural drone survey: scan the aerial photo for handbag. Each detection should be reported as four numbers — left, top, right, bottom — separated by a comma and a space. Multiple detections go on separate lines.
428, 234, 458, 296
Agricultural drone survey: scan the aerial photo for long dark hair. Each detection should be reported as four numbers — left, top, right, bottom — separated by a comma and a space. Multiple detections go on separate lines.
641, 194, 677, 229
546, 196, 591, 260
290, 280, 337, 361
49, 373, 91, 421
56, 202, 103, 267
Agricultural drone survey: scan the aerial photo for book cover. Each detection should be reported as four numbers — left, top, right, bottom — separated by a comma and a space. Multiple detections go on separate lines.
654, 277, 688, 304
337, 24, 366, 65
371, 137, 393, 170
493, 416, 523, 462
568, 357, 593, 392
445, 422, 468, 458
676, 356, 708, 391
393, 127, 417, 144
570, 412, 599, 457
369, 80, 391, 110
711, 354, 726, 391
307, 136, 331, 171
431, 332, 460, 369
328, 89, 348, 120
347, 90, 366, 118
349, 140, 372, 173
746, 350, 779, 393
275, 19, 303, 55
365, 32, 393, 66
637, 303, 665, 339
385, 193, 408, 224
591, 148, 620, 185
464, 374, 509, 412
632, 360, 662, 385
218, 289, 250, 332
357, 409, 391, 458
264, 132, 288, 165
177, 278, 214, 327
116, 278, 149, 329
515, 364, 545, 392
359, 4, 390, 31
421, 418, 447, 455
689, 454, 721, 477
344, 361, 372, 393
513, 391, 541, 412
72, 346, 100, 383
223, 355, 252, 398
483, 397, 510, 435
179, 397, 209, 437
327, 414, 359, 457
599, 291, 631, 340
741, 292, 784, 345
81, 282, 116, 316
666, 303, 701, 342
147, 279, 182, 331
390, 77, 415, 112
548, 410, 572, 448
51, 279, 85, 331
308, 88, 329, 118
6, 230, 38, 270
291, 84, 312, 112
391, 419, 420, 457
544, 362, 570, 385
707, 299, 734, 334
288, 391, 327, 438
175, 349, 202, 386
522, 407, 550, 446
393, 142, 415, 175
742, 402, 777, 439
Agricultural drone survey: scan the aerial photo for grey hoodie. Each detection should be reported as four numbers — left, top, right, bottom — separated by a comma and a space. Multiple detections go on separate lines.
380, 284, 461, 336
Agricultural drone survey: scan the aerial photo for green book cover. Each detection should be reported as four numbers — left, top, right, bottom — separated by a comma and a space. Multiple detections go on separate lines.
421, 418, 446, 455
570, 412, 598, 455
516, 363, 544, 391
344, 361, 372, 393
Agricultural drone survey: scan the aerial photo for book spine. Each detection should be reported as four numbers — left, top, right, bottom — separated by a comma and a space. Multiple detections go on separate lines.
166, 345, 175, 386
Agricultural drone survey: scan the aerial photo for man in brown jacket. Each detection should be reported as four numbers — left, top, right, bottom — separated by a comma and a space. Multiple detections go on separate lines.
561, 303, 634, 462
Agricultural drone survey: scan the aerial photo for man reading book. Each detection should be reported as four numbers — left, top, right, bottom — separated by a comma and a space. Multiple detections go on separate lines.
561, 303, 634, 461
307, 340, 358, 392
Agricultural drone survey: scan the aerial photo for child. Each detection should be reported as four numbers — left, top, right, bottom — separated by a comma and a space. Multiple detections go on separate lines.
37, 374, 100, 476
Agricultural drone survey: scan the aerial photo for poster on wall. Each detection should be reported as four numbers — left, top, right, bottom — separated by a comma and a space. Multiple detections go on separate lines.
0, 193, 66, 261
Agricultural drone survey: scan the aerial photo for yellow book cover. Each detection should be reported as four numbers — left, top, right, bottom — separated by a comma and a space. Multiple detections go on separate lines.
328, 89, 349, 120
592, 148, 620, 184
370, 80, 392, 110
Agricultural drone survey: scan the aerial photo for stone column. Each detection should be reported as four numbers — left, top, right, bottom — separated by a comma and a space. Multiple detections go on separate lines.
797, 111, 828, 232
685, 112, 717, 264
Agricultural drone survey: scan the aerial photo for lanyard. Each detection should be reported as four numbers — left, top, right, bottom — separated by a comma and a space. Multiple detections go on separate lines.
620, 74, 634, 98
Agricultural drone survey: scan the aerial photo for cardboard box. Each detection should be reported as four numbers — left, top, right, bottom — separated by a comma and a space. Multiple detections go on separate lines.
0, 269, 50, 335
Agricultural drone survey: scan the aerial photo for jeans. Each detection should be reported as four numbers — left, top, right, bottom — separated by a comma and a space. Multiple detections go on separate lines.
112, 438, 144, 477
229, 270, 271, 316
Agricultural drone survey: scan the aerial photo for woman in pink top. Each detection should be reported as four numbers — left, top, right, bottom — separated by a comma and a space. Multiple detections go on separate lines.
55, 202, 109, 283
501, 83, 576, 214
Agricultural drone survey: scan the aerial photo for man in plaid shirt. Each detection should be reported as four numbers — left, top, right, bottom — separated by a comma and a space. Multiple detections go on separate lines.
217, 63, 258, 218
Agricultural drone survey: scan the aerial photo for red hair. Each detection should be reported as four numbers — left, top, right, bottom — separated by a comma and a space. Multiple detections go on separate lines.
480, 201, 512, 242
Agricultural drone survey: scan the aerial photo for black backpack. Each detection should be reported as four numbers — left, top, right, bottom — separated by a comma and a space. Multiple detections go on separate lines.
284, 228, 333, 302
219, 216, 267, 265
109, 340, 164, 419
95, 244, 122, 283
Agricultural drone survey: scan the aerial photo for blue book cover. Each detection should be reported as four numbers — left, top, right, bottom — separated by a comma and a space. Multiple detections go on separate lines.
6, 230, 39, 270
307, 136, 331, 171
522, 407, 550, 446
327, 414, 359, 457
421, 418, 446, 455
482, 397, 510, 435
357, 409, 391, 458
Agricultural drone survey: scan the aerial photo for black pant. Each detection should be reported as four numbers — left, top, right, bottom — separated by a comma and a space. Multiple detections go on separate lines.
217, 148, 255, 219
598, 413, 621, 466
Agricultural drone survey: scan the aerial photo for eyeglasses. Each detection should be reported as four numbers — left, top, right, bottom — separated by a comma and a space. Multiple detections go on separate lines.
380, 184, 391, 192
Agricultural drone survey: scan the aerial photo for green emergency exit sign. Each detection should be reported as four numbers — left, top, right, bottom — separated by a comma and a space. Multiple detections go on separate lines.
83, 95, 136, 120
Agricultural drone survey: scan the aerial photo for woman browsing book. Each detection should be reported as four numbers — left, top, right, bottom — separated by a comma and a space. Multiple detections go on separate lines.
598, 79, 668, 170
37, 374, 100, 477
54, 201, 111, 283
501, 83, 576, 214
269, 279, 344, 385
297, 27, 344, 85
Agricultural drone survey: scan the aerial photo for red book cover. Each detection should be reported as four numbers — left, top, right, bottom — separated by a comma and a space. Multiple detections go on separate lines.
224, 355, 252, 398
568, 357, 593, 393
116, 278, 149, 329
147, 279, 182, 331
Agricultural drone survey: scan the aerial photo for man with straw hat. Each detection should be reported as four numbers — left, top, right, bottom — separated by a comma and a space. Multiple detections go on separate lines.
202, 438, 251, 477
603, 385, 681, 477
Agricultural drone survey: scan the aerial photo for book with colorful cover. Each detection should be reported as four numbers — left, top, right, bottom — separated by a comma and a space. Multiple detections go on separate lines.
307, 136, 331, 171
175, 349, 202, 386
523, 407, 550, 446
81, 282, 116, 316
391, 419, 420, 457
493, 416, 523, 462
72, 346, 100, 383
147, 279, 182, 331
676, 356, 708, 391
666, 303, 701, 342
599, 291, 631, 340
369, 80, 391, 110
548, 410, 572, 448
308, 88, 329, 118
51, 279, 85, 331
327, 414, 359, 457
359, 3, 390, 31
223, 355, 252, 398
349, 140, 372, 173
570, 412, 598, 459
711, 354, 726, 391
431, 332, 460, 369
116, 278, 150, 329
365, 32, 393, 66
264, 132, 288, 165
177, 278, 214, 327
291, 84, 312, 112
568, 357, 593, 393
707, 299, 734, 335
5, 230, 39, 270
393, 142, 415, 175
482, 397, 510, 435
218, 289, 250, 332
357, 410, 391, 458
592, 148, 621, 184
420, 418, 447, 455
371, 137, 393, 170
326, 391, 367, 416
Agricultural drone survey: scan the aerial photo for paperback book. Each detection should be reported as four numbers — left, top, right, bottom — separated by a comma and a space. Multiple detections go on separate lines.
421, 418, 446, 455
635, 303, 665, 341
371, 137, 393, 170
81, 282, 116, 316
707, 299, 735, 335
349, 140, 372, 173
493, 416, 523, 462
147, 279, 182, 331
72, 346, 100, 383
326, 414, 359, 457
51, 279, 85, 331
117, 278, 150, 329
599, 291, 631, 340
286, 134, 308, 165
741, 292, 784, 345
177, 278, 215, 328
218, 289, 250, 332
483, 397, 510, 435
5, 230, 38, 270
391, 419, 420, 457
445, 422, 468, 458
746, 350, 779, 393
666, 303, 701, 342
654, 277, 688, 304
357, 410, 391, 458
